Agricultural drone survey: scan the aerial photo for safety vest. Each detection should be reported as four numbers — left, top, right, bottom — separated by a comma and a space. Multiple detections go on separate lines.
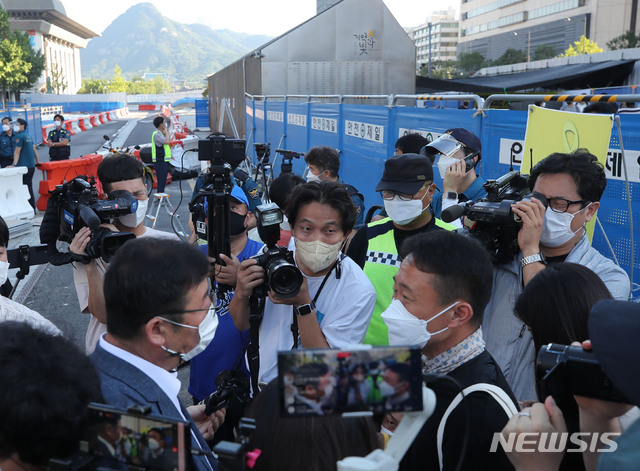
151, 130, 171, 163
362, 217, 456, 345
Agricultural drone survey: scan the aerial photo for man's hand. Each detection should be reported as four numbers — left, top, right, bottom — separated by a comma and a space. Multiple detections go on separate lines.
46, 140, 53, 147
512, 198, 546, 256
442, 159, 468, 193
70, 227, 92, 255
214, 253, 240, 286
502, 397, 567, 471
187, 405, 226, 441
235, 258, 265, 299
268, 276, 311, 307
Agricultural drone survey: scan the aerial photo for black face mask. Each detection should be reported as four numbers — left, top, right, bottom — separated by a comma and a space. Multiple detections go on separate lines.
229, 211, 247, 236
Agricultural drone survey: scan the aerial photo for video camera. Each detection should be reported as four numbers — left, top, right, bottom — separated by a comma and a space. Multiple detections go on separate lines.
249, 203, 302, 298
536, 343, 629, 403
441, 171, 548, 264
43, 177, 137, 264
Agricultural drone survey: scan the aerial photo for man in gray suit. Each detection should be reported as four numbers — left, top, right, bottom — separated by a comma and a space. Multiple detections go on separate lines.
90, 238, 224, 471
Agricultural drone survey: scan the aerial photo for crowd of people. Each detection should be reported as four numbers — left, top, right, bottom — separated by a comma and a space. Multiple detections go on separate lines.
1, 123, 639, 471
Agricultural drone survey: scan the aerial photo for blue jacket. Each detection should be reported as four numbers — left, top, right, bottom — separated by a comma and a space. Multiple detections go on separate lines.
90, 343, 218, 471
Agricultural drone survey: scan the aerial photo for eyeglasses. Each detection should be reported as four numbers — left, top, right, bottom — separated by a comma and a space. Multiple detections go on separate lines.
380, 183, 430, 201
547, 197, 590, 213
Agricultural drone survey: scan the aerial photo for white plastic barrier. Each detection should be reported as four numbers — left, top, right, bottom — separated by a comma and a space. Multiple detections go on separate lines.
71, 119, 82, 134
109, 110, 119, 120
0, 167, 34, 220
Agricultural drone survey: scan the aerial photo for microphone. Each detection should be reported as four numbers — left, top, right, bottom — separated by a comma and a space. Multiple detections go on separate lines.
441, 202, 470, 223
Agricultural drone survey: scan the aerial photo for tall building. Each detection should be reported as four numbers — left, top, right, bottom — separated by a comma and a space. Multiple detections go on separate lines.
458, 0, 640, 62
407, 8, 459, 73
3, 0, 98, 94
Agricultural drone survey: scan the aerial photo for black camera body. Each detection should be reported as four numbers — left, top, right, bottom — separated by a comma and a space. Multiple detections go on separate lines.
56, 177, 137, 262
250, 203, 303, 298
199, 135, 246, 168
275, 148, 304, 174
537, 343, 628, 403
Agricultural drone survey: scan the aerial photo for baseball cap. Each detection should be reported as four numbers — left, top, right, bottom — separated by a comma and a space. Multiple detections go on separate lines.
204, 184, 249, 212
589, 299, 640, 406
421, 128, 481, 158
375, 153, 433, 195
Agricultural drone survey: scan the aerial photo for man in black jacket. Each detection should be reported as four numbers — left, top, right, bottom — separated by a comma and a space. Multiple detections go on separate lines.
381, 231, 518, 471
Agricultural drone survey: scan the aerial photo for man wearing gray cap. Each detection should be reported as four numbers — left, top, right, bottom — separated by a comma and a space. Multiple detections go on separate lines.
347, 153, 455, 345
422, 128, 486, 228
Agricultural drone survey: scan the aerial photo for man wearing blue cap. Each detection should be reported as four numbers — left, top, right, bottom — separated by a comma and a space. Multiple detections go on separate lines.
188, 184, 263, 442
422, 128, 486, 228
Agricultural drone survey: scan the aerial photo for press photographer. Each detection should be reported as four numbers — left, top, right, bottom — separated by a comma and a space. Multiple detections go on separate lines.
481, 149, 631, 402
42, 154, 180, 354
229, 181, 376, 387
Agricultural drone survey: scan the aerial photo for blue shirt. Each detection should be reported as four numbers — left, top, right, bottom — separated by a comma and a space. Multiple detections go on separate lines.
14, 130, 36, 168
0, 131, 14, 158
188, 237, 264, 400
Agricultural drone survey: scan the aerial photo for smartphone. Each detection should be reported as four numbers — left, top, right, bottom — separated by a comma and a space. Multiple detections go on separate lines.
278, 346, 423, 417
463, 151, 480, 173
83, 403, 190, 471
7, 244, 49, 269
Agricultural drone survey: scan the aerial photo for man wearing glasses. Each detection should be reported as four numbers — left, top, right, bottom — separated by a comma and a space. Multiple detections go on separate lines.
347, 153, 455, 345
90, 238, 223, 471
483, 149, 630, 402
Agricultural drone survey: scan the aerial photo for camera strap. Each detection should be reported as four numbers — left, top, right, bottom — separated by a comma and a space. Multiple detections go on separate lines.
247, 295, 266, 397
290, 255, 345, 349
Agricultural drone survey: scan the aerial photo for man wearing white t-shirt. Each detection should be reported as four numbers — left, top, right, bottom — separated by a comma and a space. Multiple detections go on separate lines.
70, 155, 180, 353
230, 181, 376, 386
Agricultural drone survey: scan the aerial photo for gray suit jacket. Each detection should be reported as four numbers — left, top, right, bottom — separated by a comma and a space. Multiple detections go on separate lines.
90, 342, 217, 471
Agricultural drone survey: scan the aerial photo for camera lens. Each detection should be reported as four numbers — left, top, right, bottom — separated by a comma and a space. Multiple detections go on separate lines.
269, 262, 303, 298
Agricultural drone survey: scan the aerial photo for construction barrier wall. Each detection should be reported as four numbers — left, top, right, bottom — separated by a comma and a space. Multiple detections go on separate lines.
1, 108, 43, 145
245, 97, 640, 293
195, 99, 209, 129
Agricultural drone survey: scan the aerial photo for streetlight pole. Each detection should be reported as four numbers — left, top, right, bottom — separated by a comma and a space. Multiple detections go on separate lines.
527, 30, 531, 62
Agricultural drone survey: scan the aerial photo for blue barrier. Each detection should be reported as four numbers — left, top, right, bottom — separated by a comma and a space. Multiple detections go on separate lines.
195, 99, 209, 128
9, 108, 43, 145
246, 97, 640, 289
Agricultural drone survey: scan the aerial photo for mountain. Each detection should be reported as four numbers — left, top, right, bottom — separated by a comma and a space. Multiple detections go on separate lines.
80, 3, 272, 83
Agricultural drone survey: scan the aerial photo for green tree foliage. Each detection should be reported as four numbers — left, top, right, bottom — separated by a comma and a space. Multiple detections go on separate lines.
561, 35, 603, 56
49, 62, 67, 94
492, 48, 528, 66
11, 31, 45, 91
607, 31, 640, 50
78, 73, 171, 95
419, 60, 458, 80
78, 78, 109, 94
457, 52, 486, 77
108, 65, 128, 92
533, 44, 556, 61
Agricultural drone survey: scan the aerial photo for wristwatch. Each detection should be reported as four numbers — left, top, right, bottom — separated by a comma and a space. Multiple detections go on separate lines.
521, 252, 546, 267
445, 191, 458, 201
294, 301, 316, 316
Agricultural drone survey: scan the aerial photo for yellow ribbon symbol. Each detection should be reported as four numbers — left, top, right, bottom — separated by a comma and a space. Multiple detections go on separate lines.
562, 121, 579, 152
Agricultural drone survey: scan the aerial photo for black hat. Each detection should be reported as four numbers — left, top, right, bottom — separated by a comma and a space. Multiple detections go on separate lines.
589, 299, 640, 406
375, 153, 433, 195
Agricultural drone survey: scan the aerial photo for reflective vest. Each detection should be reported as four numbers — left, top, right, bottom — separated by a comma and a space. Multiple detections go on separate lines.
151, 130, 171, 163
362, 216, 456, 345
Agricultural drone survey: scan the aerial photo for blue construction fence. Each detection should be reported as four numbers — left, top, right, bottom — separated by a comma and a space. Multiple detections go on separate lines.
0, 108, 42, 147
245, 97, 640, 292
195, 99, 209, 128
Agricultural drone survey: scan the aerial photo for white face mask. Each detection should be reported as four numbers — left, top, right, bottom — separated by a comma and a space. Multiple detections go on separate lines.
381, 426, 395, 437
147, 438, 160, 451
383, 192, 429, 226
306, 170, 322, 183
2, 124, 10, 132
437, 155, 459, 178
12, 125, 20, 133
118, 199, 148, 228
539, 205, 589, 247
295, 238, 343, 273
378, 380, 396, 397
382, 298, 459, 348
54, 120, 62, 127
0, 260, 8, 285
159, 303, 219, 362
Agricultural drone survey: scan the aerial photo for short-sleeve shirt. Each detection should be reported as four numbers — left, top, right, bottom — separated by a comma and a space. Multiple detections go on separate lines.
14, 130, 36, 168
47, 128, 71, 144
0, 131, 15, 158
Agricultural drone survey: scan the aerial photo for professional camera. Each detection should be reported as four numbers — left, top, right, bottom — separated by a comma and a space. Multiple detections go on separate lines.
275, 148, 304, 174
50, 177, 137, 263
441, 171, 548, 264
250, 203, 303, 298
536, 343, 629, 403
199, 134, 246, 168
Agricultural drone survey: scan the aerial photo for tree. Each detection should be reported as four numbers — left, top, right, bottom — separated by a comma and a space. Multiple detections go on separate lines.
457, 51, 486, 77
493, 48, 528, 66
607, 31, 640, 50
108, 65, 127, 92
560, 35, 603, 56
0, 39, 31, 99
533, 44, 556, 61
78, 78, 109, 94
48, 62, 67, 94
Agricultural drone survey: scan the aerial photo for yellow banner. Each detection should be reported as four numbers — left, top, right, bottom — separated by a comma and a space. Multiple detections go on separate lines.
522, 106, 613, 239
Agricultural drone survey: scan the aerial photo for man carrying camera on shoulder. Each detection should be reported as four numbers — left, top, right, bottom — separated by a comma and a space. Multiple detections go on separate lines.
69, 155, 180, 354
229, 181, 376, 386
483, 150, 630, 402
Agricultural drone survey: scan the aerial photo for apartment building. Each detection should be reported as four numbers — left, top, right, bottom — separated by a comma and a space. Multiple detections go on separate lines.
408, 8, 459, 72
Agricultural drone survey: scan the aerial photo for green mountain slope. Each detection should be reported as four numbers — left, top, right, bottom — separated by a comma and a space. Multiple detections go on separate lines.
80, 2, 272, 83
